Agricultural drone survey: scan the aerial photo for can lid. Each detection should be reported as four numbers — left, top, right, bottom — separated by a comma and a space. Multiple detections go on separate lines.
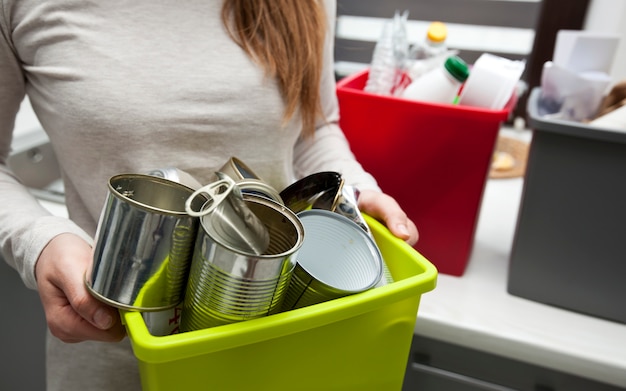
426, 21, 447, 43
444, 56, 470, 82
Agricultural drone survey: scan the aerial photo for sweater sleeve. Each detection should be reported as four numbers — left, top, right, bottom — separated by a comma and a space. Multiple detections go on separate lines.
0, 6, 92, 290
292, 0, 381, 193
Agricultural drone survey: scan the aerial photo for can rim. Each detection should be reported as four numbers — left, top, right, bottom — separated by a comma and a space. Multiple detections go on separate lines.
108, 173, 202, 216
295, 209, 384, 292
199, 194, 304, 258
84, 273, 179, 312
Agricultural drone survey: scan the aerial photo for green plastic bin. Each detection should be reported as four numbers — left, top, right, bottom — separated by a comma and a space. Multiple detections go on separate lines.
122, 215, 437, 390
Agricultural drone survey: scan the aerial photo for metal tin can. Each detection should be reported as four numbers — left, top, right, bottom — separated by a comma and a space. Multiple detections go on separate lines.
281, 210, 383, 311
180, 194, 304, 331
217, 157, 283, 203
86, 174, 205, 311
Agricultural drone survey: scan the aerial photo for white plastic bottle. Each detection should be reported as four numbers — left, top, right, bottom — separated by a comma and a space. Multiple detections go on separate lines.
402, 55, 469, 104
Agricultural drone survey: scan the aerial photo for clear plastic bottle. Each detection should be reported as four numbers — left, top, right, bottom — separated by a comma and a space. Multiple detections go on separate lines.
412, 21, 448, 60
365, 11, 409, 95
405, 21, 454, 87
364, 22, 395, 95
401, 55, 469, 104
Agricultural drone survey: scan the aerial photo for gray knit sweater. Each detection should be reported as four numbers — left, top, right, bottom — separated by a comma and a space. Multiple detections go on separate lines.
0, 0, 378, 389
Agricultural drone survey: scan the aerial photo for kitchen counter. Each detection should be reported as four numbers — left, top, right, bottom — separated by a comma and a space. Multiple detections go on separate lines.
413, 129, 626, 388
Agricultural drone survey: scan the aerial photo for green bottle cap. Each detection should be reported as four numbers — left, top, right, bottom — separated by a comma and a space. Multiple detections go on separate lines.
444, 56, 470, 82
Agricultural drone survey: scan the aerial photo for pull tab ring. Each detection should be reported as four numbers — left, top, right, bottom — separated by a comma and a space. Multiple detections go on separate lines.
185, 175, 236, 217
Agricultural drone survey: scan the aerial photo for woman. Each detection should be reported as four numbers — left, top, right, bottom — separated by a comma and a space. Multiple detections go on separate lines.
0, 0, 418, 389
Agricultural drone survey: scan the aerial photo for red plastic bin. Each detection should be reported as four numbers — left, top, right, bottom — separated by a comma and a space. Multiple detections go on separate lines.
337, 69, 512, 276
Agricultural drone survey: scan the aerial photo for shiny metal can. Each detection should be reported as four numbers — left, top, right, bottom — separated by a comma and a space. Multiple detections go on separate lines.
141, 304, 183, 336
281, 210, 383, 311
216, 156, 283, 203
86, 174, 205, 311
180, 194, 304, 331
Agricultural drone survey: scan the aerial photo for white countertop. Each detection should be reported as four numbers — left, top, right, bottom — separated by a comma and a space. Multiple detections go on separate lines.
413, 130, 626, 388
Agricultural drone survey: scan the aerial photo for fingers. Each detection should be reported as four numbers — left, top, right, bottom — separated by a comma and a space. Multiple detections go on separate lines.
42, 284, 125, 343
357, 190, 419, 246
36, 233, 126, 343
389, 218, 419, 246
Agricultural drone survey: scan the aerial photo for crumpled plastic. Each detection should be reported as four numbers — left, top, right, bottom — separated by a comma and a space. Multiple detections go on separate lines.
364, 10, 409, 96
538, 61, 611, 122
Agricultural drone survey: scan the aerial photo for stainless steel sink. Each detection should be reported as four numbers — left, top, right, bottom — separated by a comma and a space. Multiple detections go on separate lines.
7, 128, 65, 204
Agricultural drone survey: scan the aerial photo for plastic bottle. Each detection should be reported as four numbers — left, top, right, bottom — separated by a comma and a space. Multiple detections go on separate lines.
365, 11, 409, 95
412, 21, 448, 60
401, 55, 469, 104
405, 21, 455, 88
364, 21, 395, 95
427, 22, 448, 54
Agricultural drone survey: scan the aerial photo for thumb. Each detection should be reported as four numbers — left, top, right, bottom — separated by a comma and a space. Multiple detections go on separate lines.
90, 301, 117, 330
66, 274, 120, 331
357, 190, 419, 245
74, 269, 122, 331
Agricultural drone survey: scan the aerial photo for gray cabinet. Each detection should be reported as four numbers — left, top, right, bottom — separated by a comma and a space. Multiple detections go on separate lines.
403, 335, 625, 391
0, 259, 47, 391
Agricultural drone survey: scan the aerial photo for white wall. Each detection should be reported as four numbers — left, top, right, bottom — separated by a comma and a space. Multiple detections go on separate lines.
584, 0, 626, 83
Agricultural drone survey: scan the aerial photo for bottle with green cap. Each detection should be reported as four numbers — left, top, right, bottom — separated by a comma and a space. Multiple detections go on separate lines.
402, 55, 470, 104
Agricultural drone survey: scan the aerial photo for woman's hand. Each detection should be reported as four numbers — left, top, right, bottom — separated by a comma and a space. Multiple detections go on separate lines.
35, 233, 126, 343
357, 189, 419, 246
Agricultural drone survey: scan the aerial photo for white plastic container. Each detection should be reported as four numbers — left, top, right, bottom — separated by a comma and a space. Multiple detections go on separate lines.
402, 55, 469, 104
458, 53, 525, 110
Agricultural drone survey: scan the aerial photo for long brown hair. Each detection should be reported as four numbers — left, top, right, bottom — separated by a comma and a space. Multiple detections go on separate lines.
221, 0, 326, 137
